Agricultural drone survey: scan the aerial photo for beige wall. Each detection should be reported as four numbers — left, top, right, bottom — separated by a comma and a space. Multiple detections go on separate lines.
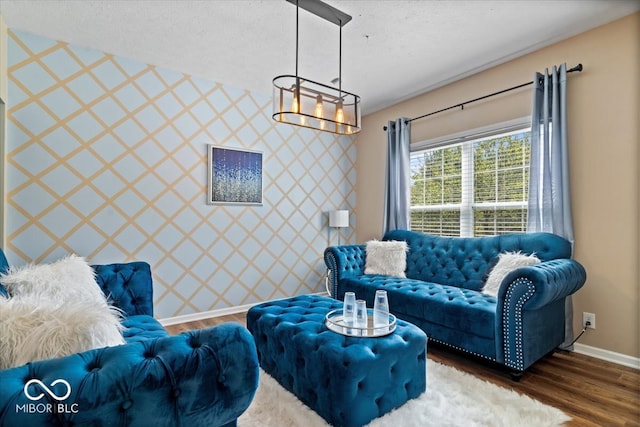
356, 13, 639, 358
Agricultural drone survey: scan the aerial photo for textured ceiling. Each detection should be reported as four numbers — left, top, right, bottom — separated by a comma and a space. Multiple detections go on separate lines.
1, 0, 638, 115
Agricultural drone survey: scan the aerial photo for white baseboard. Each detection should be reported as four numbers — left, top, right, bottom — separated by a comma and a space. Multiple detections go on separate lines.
159, 302, 255, 326
574, 343, 640, 370
159, 292, 330, 327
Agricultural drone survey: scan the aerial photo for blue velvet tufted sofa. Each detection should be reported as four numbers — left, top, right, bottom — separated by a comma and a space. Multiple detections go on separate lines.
0, 249, 259, 427
324, 230, 587, 374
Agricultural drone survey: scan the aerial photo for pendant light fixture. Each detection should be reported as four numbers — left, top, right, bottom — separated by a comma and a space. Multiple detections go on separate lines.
272, 0, 361, 135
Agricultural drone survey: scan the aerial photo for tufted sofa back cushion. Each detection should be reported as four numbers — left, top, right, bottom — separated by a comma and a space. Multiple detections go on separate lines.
382, 230, 571, 291
93, 262, 154, 317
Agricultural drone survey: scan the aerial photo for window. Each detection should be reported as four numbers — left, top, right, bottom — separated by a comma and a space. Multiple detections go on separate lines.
410, 123, 531, 237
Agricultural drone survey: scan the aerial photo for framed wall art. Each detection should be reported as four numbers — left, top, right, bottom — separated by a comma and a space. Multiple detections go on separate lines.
208, 145, 263, 205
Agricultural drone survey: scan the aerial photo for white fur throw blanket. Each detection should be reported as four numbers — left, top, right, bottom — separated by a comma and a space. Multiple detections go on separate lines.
0, 255, 124, 369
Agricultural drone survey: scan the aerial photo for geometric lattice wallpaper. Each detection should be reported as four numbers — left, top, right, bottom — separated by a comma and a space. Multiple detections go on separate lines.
4, 30, 356, 320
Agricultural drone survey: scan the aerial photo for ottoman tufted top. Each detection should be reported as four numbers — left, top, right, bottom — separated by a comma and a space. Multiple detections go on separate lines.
248, 294, 425, 354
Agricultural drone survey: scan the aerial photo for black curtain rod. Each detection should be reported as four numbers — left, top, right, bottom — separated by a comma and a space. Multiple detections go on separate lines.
382, 63, 583, 131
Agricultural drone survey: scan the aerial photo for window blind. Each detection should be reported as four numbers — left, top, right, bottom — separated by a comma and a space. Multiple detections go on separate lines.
410, 125, 531, 237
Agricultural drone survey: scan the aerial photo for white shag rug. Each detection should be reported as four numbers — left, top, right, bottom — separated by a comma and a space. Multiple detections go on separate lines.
239, 360, 570, 427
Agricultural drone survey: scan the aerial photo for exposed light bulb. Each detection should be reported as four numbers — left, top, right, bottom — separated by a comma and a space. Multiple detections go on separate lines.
315, 95, 324, 129
335, 100, 344, 124
314, 95, 324, 118
291, 90, 300, 114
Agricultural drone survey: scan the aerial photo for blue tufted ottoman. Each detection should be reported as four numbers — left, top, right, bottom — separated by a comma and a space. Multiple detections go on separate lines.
247, 294, 427, 427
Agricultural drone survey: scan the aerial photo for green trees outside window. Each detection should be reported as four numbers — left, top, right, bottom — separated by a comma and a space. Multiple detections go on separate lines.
410, 129, 530, 237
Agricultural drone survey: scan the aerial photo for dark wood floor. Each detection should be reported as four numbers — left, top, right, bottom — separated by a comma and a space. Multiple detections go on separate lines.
166, 314, 640, 427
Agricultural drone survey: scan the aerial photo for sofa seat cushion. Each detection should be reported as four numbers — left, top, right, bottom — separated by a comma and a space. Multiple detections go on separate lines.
122, 315, 168, 343
340, 275, 496, 339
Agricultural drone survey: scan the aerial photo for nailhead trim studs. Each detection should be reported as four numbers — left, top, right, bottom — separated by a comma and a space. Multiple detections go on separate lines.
502, 278, 535, 370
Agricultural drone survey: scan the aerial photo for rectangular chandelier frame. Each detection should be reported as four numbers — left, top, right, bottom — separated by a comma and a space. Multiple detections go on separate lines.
273, 75, 361, 135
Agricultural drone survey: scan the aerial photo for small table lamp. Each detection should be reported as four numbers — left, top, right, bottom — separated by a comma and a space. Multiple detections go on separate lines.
329, 210, 349, 245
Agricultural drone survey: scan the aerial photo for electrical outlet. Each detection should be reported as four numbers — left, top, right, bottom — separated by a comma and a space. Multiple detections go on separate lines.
583, 312, 596, 329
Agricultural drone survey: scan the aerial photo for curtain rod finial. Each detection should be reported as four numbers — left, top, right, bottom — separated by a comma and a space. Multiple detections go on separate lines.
568, 63, 583, 73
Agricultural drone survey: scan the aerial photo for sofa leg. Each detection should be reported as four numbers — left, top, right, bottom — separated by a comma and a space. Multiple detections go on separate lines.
510, 370, 524, 382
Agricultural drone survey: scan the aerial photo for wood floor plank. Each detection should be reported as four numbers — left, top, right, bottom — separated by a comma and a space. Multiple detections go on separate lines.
165, 313, 640, 427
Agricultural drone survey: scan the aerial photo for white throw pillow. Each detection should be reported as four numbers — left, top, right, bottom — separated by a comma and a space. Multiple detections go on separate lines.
482, 251, 541, 297
1, 254, 106, 304
0, 255, 125, 369
0, 297, 124, 369
364, 240, 408, 277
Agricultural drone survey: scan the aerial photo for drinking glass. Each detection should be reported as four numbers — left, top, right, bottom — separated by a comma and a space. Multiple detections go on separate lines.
343, 292, 356, 327
355, 299, 368, 335
373, 290, 390, 329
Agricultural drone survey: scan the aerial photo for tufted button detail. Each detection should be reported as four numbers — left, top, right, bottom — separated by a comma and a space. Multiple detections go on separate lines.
189, 336, 202, 349
121, 399, 133, 411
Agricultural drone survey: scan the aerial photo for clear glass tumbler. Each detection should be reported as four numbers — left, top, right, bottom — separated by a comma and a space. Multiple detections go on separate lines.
373, 290, 390, 329
343, 292, 356, 328
355, 299, 368, 335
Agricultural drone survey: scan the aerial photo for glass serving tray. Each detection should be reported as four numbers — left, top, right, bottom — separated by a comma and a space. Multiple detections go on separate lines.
325, 308, 396, 337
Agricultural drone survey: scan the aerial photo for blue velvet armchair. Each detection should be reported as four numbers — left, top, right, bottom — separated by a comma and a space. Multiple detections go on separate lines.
0, 249, 259, 427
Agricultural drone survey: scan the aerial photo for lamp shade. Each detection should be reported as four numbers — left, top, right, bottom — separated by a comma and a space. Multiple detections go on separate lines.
329, 210, 349, 228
